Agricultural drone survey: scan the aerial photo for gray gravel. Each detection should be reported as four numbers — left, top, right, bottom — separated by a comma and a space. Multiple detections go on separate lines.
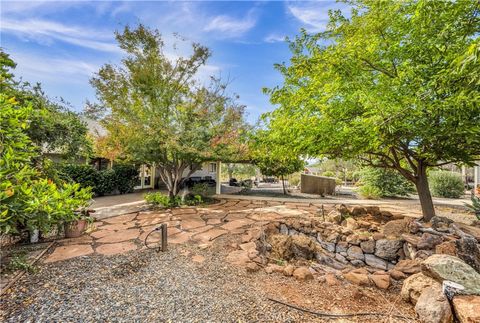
1, 244, 322, 322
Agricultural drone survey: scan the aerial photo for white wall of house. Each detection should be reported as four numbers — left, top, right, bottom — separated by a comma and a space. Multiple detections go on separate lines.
182, 162, 218, 180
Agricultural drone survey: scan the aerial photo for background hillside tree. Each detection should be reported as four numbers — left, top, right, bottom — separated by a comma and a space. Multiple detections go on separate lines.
91, 25, 247, 198
264, 0, 480, 220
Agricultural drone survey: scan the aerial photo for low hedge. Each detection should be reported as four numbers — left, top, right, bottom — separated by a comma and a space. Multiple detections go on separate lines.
429, 171, 465, 198
59, 163, 138, 196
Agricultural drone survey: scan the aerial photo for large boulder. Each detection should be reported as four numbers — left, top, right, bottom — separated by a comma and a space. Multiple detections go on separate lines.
422, 255, 480, 295
375, 239, 403, 261
401, 272, 441, 304
452, 295, 480, 323
414, 285, 453, 323
455, 236, 480, 274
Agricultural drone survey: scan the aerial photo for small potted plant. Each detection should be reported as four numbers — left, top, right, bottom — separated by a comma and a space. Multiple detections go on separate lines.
64, 208, 95, 238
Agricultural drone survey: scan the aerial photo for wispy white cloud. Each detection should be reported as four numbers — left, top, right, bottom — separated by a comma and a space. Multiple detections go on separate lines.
1, 18, 121, 53
204, 10, 257, 37
11, 51, 99, 83
287, 1, 348, 32
264, 33, 287, 43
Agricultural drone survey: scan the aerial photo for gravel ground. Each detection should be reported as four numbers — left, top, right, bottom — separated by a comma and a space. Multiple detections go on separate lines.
1, 244, 324, 322
1, 238, 416, 322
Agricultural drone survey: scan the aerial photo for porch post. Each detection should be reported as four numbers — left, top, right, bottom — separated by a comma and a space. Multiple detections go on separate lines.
216, 161, 221, 195
474, 164, 480, 194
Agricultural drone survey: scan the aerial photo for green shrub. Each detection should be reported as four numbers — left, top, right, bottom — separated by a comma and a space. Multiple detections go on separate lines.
184, 194, 203, 206
358, 167, 414, 197
144, 192, 204, 208
144, 192, 181, 208
288, 173, 301, 186
357, 184, 382, 199
429, 171, 465, 198
0, 94, 92, 234
59, 163, 138, 196
190, 183, 210, 197
113, 164, 138, 194
322, 171, 336, 178
59, 164, 97, 189
96, 169, 116, 196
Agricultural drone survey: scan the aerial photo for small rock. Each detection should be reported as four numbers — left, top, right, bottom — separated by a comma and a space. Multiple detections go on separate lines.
422, 254, 480, 295
265, 263, 284, 274
375, 239, 403, 261
283, 264, 295, 276
325, 273, 339, 286
279, 224, 288, 235
351, 206, 367, 217
394, 259, 422, 274
417, 232, 443, 250
414, 285, 453, 323
345, 217, 358, 230
364, 254, 388, 270
390, 269, 407, 280
370, 274, 390, 289
383, 219, 410, 238
455, 235, 480, 273
360, 239, 375, 254
318, 240, 336, 253
401, 272, 441, 304
344, 272, 370, 286
347, 246, 364, 261
246, 262, 260, 273
239, 242, 257, 252
435, 240, 457, 256
326, 210, 343, 224
293, 267, 313, 281
335, 253, 348, 264
350, 259, 365, 267
452, 295, 480, 323
373, 233, 385, 240
335, 241, 348, 253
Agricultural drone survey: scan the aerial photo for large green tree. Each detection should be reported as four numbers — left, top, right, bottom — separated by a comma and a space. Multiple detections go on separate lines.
91, 25, 247, 197
1, 50, 92, 161
265, 0, 480, 220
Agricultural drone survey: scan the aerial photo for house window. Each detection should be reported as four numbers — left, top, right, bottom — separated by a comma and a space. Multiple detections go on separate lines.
209, 162, 217, 173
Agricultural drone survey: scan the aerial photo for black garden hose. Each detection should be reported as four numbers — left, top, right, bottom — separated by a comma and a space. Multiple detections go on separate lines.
267, 297, 414, 321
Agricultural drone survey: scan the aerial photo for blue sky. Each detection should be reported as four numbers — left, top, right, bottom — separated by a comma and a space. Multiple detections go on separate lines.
1, 1, 346, 123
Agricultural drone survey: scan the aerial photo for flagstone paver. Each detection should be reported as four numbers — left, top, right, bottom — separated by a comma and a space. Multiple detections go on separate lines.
42, 199, 338, 263
96, 241, 138, 256
96, 228, 140, 243
45, 244, 94, 263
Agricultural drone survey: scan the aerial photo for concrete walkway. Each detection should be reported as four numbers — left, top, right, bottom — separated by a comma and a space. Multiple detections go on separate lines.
89, 187, 474, 223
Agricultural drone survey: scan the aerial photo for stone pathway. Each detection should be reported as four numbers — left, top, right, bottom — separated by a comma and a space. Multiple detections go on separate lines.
46, 200, 320, 263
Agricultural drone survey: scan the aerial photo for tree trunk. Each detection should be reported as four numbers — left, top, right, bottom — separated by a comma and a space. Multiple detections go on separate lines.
281, 175, 287, 195
415, 166, 436, 221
